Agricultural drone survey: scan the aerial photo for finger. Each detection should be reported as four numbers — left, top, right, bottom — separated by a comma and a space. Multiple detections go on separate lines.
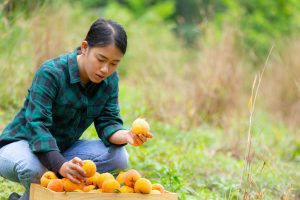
128, 131, 145, 146
70, 164, 87, 179
72, 171, 86, 182
146, 132, 154, 138
132, 134, 143, 145
72, 157, 83, 166
138, 134, 147, 143
68, 167, 86, 182
67, 173, 81, 184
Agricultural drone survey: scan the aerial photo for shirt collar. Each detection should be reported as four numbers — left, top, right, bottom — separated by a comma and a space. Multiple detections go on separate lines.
68, 48, 81, 84
67, 47, 108, 85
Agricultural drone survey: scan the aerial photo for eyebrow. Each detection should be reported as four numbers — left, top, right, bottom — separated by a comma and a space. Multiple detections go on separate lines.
97, 53, 120, 62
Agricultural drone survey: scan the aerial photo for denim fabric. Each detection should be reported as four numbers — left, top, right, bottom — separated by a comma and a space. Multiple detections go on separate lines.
0, 140, 128, 200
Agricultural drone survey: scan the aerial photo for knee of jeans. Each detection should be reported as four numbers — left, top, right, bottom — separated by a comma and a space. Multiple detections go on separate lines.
110, 147, 129, 170
16, 163, 46, 188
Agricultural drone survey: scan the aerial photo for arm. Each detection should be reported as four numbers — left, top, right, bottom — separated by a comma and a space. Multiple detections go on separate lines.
25, 67, 59, 152
94, 74, 126, 146
27, 67, 86, 182
25, 67, 67, 173
94, 73, 153, 146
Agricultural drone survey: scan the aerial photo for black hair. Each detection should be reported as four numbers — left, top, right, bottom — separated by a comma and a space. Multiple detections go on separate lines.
85, 18, 127, 54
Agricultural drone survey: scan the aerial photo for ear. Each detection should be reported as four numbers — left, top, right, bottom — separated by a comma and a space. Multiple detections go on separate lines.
81, 41, 88, 54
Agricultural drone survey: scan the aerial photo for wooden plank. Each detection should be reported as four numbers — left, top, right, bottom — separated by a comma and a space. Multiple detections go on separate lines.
30, 184, 178, 200
30, 184, 65, 200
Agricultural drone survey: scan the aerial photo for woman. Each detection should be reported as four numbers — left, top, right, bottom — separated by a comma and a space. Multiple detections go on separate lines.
0, 18, 152, 200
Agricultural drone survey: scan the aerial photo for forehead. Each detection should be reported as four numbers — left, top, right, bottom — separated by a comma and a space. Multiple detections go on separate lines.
90, 44, 123, 61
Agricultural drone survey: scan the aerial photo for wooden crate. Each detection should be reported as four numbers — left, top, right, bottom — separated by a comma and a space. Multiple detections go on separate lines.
30, 183, 178, 200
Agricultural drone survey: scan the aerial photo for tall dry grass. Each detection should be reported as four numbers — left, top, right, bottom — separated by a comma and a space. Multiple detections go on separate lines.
127, 25, 249, 130
262, 38, 300, 128
241, 46, 273, 200
1, 3, 250, 131
30, 5, 71, 68
0, 3, 89, 110
4, 2, 299, 133
185, 27, 247, 127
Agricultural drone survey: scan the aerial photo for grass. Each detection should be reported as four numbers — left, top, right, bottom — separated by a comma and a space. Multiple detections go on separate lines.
0, 2, 300, 200
0, 86, 300, 199
75, 83, 300, 199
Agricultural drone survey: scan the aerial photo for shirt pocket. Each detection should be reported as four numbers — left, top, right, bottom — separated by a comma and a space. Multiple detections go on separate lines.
87, 105, 104, 118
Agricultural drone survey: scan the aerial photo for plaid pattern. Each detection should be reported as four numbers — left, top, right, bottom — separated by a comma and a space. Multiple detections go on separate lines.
0, 48, 125, 152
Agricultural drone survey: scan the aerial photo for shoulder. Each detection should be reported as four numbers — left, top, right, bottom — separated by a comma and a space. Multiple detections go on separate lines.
36, 53, 70, 79
39, 53, 69, 74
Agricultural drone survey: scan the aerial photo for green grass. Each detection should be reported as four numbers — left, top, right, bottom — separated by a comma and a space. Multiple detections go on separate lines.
0, 84, 300, 199
60, 84, 300, 199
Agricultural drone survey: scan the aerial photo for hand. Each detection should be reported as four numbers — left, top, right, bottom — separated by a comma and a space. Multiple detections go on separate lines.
58, 157, 87, 184
126, 130, 153, 146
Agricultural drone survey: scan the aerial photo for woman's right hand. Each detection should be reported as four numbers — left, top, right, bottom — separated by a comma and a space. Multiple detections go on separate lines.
58, 157, 87, 184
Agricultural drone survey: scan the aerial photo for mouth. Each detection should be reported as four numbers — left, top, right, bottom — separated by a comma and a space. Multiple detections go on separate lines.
96, 74, 105, 79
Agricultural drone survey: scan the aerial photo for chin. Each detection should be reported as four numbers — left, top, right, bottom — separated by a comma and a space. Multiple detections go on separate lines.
91, 79, 103, 84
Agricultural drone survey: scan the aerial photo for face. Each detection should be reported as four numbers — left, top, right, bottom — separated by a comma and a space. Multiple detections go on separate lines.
79, 42, 124, 84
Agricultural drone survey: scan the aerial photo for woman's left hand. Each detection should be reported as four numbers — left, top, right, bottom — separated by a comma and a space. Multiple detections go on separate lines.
126, 130, 153, 146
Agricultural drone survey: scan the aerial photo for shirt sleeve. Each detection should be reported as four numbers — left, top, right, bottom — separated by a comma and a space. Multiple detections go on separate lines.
25, 66, 60, 152
94, 78, 126, 147
35, 150, 66, 174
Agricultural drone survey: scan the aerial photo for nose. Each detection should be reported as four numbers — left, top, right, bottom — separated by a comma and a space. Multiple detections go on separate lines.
100, 63, 109, 74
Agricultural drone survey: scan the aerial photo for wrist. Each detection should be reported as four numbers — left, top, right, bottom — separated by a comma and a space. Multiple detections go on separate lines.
58, 162, 66, 177
124, 131, 131, 143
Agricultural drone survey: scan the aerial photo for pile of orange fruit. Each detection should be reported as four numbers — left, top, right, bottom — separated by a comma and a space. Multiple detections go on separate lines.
40, 118, 165, 194
40, 161, 166, 194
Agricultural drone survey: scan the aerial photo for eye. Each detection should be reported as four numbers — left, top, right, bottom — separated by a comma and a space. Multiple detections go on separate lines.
98, 59, 105, 63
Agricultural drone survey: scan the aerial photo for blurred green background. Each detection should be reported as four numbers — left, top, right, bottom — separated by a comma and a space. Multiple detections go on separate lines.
0, 0, 300, 199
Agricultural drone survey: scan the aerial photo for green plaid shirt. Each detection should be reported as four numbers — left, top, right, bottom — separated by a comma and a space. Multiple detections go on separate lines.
0, 48, 125, 152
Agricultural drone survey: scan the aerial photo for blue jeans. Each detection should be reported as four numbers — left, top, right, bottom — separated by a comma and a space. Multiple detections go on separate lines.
0, 140, 128, 200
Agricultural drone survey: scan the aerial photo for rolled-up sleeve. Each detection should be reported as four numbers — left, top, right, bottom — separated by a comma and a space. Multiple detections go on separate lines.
25, 67, 59, 152
94, 80, 126, 147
